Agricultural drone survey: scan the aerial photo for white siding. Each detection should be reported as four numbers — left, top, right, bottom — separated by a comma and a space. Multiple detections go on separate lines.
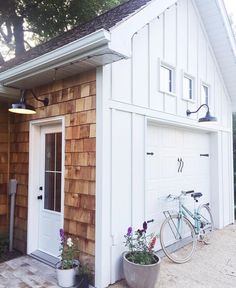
164, 5, 177, 65
132, 26, 149, 107
111, 109, 132, 282
132, 114, 146, 226
111, 59, 131, 103
149, 17, 164, 111
97, 0, 234, 286
110, 0, 231, 127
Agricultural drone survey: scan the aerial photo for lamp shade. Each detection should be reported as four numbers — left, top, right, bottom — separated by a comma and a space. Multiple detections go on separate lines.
198, 111, 217, 122
8, 102, 36, 114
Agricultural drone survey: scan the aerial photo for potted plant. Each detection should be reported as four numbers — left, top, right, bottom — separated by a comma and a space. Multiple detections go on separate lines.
56, 229, 80, 288
123, 221, 161, 288
77, 264, 93, 288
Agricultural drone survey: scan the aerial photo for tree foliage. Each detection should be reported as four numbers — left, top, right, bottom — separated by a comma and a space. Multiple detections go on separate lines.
0, 0, 123, 61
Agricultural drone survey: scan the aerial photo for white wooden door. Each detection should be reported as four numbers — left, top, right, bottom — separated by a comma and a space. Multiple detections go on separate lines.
146, 125, 210, 248
38, 125, 63, 257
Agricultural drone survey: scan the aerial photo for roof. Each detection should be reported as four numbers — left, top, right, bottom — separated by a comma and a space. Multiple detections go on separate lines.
0, 0, 152, 72
0, 0, 236, 109
195, 0, 236, 110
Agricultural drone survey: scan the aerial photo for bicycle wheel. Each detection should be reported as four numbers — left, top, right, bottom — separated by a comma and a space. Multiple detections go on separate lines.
160, 214, 197, 263
198, 204, 214, 244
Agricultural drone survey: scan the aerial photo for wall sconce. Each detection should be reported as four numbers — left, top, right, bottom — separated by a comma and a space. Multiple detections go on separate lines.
8, 90, 49, 114
186, 104, 217, 122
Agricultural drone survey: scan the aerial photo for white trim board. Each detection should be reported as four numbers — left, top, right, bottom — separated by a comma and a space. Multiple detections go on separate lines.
27, 116, 65, 255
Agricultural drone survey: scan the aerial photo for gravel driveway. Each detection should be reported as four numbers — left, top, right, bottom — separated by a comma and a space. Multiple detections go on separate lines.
110, 223, 236, 288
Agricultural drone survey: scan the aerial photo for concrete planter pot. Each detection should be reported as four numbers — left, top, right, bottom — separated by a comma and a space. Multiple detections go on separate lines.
56, 260, 79, 287
123, 252, 161, 288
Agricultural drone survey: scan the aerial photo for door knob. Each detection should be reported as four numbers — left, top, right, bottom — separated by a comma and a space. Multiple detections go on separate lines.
37, 195, 43, 200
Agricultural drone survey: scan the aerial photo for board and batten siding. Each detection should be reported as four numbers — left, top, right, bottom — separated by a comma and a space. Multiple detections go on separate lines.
96, 0, 234, 286
9, 70, 96, 266
111, 0, 231, 127
0, 104, 9, 236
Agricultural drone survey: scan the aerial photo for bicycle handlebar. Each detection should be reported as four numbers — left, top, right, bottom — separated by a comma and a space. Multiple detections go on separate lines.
147, 219, 154, 224
182, 190, 194, 195
166, 190, 195, 200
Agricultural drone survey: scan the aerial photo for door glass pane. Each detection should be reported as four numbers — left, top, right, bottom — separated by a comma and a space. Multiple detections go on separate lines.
45, 172, 55, 210
55, 173, 61, 212
44, 132, 62, 212
56, 133, 62, 171
45, 134, 55, 171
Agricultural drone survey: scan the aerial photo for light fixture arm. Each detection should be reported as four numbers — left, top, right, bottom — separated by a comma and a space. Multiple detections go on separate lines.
186, 104, 209, 116
19, 89, 26, 102
30, 89, 49, 106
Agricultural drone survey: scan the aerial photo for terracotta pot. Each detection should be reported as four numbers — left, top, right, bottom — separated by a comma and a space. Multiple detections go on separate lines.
56, 260, 79, 288
123, 252, 161, 288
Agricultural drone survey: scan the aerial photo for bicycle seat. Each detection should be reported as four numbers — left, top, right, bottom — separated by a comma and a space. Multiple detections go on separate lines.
191, 192, 203, 199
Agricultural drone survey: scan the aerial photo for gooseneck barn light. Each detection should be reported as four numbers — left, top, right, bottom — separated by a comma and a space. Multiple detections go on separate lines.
186, 104, 217, 122
8, 89, 49, 115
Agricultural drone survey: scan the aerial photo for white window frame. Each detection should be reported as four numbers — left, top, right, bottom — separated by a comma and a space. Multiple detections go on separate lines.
201, 81, 210, 105
182, 72, 195, 102
159, 60, 176, 96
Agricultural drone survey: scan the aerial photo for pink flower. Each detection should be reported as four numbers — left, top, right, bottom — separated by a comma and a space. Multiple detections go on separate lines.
148, 237, 157, 251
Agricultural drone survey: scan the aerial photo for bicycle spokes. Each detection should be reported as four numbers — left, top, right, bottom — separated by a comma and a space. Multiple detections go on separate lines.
160, 215, 196, 263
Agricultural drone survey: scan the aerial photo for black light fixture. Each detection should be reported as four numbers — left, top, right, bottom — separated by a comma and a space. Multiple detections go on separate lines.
186, 104, 217, 122
8, 89, 49, 114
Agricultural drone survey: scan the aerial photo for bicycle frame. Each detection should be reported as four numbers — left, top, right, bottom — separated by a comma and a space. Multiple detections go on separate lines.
175, 194, 202, 235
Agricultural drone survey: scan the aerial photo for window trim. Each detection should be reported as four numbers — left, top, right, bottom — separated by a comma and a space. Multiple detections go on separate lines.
182, 72, 195, 103
159, 60, 176, 96
200, 81, 210, 106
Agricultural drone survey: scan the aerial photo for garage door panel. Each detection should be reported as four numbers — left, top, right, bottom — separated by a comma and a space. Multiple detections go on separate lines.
146, 125, 210, 250
162, 128, 182, 148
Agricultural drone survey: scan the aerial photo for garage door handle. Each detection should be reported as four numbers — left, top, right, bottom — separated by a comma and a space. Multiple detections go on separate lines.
178, 158, 181, 172
146, 152, 154, 156
180, 159, 184, 173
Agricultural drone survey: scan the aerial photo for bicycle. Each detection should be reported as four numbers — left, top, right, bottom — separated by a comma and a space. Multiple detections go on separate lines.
159, 190, 214, 263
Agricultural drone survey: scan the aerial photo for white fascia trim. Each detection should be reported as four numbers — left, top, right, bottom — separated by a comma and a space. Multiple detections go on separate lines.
0, 29, 111, 84
216, 0, 236, 57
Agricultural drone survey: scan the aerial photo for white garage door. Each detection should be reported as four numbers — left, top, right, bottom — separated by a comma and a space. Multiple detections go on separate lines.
146, 125, 211, 246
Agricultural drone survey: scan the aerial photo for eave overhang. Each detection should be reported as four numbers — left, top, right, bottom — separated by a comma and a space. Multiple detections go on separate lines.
195, 0, 236, 111
0, 28, 126, 96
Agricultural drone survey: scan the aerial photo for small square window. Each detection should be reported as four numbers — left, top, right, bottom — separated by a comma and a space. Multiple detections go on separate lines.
160, 64, 174, 93
201, 84, 209, 105
183, 76, 193, 100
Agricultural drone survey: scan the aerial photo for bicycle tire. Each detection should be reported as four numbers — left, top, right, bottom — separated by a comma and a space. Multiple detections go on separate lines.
160, 214, 197, 263
198, 204, 214, 244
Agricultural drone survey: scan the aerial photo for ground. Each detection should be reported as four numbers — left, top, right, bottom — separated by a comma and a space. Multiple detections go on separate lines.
0, 250, 22, 264
110, 223, 236, 288
0, 223, 235, 287
0, 238, 22, 264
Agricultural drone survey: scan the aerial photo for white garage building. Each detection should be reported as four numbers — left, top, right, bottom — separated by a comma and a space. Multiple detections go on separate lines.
0, 0, 235, 287
96, 0, 235, 286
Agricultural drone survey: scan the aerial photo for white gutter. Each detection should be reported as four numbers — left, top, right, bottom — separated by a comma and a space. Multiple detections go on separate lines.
0, 29, 121, 85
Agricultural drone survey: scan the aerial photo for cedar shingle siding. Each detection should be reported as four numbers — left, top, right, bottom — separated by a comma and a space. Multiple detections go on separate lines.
9, 70, 96, 265
0, 104, 9, 236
